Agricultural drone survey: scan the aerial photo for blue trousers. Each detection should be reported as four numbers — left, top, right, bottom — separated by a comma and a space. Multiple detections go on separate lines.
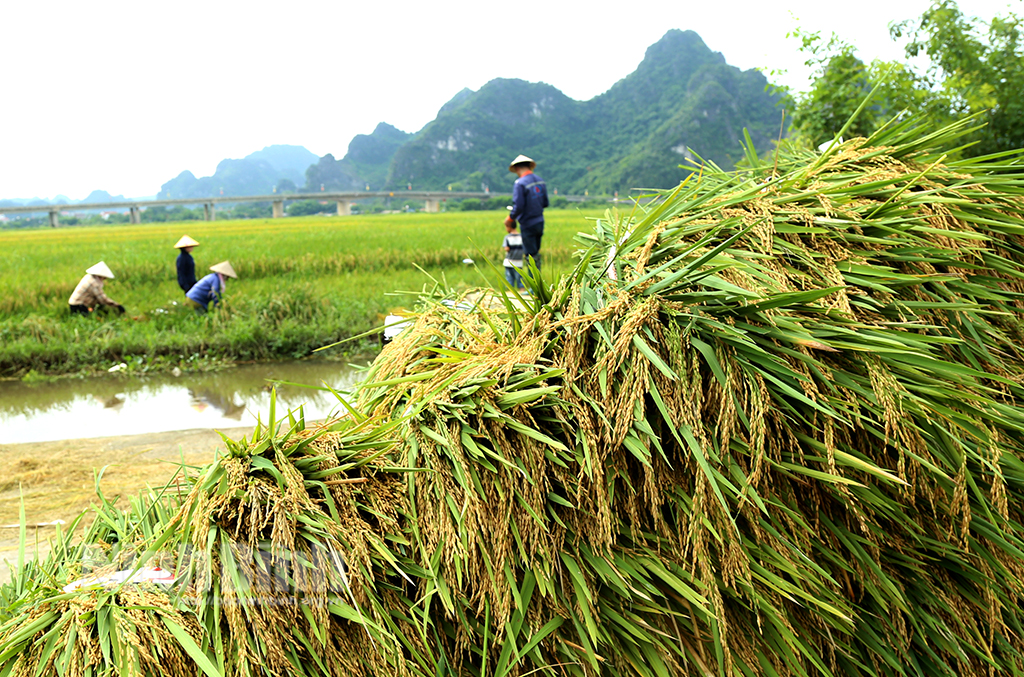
504, 266, 524, 289
520, 222, 543, 269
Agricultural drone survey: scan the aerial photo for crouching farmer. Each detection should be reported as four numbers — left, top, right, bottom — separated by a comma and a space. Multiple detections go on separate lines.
68, 262, 125, 316
186, 261, 238, 313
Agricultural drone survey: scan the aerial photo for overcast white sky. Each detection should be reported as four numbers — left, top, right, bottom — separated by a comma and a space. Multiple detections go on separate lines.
1, 0, 1018, 200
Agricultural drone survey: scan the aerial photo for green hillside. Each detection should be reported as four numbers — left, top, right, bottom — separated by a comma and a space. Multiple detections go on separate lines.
149, 30, 784, 200
386, 30, 785, 192
304, 123, 411, 192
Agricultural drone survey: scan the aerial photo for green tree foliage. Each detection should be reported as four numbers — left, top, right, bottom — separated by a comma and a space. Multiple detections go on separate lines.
788, 34, 876, 146
894, 0, 1024, 154
458, 197, 511, 211
287, 199, 336, 216
141, 205, 201, 223
788, 1, 1022, 155
224, 202, 273, 219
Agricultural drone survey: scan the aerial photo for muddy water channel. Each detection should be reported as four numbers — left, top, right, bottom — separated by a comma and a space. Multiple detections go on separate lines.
0, 360, 369, 443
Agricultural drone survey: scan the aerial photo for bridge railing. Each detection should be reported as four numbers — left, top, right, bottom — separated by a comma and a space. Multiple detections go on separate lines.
1, 190, 616, 227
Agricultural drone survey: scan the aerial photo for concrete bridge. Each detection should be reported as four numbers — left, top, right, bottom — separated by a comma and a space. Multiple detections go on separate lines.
0, 190, 605, 227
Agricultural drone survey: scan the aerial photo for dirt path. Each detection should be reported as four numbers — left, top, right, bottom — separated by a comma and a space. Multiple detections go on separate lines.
0, 427, 253, 574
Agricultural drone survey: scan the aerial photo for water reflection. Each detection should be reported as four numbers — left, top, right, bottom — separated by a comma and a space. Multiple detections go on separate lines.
0, 360, 369, 444
100, 394, 125, 411
189, 387, 247, 420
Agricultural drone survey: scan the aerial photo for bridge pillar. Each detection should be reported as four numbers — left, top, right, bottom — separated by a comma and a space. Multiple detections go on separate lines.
129, 206, 141, 224
48, 210, 59, 228
272, 200, 284, 218
424, 198, 440, 213
337, 200, 351, 216
204, 203, 216, 221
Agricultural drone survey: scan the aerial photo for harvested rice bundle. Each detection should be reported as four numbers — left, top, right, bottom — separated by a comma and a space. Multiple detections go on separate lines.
0, 586, 206, 677
358, 116, 1024, 677
0, 412, 414, 677
0, 476, 201, 676
6, 114, 1024, 677
166, 410, 414, 677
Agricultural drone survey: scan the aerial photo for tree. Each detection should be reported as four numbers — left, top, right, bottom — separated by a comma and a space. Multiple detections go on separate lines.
893, 0, 1024, 155
287, 200, 335, 217
786, 2, 1022, 155
785, 30, 948, 149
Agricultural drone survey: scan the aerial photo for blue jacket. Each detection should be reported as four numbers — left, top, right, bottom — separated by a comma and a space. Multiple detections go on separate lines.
509, 173, 548, 229
176, 251, 196, 293
186, 273, 223, 310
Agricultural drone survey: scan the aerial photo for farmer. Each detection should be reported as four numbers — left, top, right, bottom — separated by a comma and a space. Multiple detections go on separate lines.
68, 262, 125, 316
504, 154, 548, 271
174, 235, 200, 293
185, 261, 238, 313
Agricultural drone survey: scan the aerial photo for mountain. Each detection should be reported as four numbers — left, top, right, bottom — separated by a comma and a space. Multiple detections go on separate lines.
0, 198, 51, 209
0, 192, 126, 211
142, 30, 780, 200
81, 190, 126, 204
304, 123, 412, 192
244, 145, 319, 186
386, 30, 785, 192
160, 144, 320, 199
344, 123, 413, 188
160, 159, 279, 199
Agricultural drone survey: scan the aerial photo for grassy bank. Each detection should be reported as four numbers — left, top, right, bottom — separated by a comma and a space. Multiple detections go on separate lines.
1, 210, 601, 376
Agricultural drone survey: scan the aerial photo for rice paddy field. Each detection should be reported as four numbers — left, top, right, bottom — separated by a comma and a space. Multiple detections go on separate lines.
0, 209, 603, 377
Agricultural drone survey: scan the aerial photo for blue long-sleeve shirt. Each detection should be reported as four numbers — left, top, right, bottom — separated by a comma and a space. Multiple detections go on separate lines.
186, 273, 223, 310
176, 251, 196, 293
509, 173, 548, 229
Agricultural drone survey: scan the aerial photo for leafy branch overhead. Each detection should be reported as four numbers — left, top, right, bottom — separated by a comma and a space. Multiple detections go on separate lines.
786, 0, 1024, 155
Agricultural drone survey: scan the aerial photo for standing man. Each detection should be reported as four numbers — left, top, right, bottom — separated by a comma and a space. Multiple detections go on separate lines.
504, 154, 548, 272
174, 235, 200, 294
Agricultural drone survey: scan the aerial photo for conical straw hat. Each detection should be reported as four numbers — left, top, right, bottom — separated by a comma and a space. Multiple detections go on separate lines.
85, 261, 115, 279
210, 261, 237, 279
508, 154, 536, 172
174, 235, 200, 248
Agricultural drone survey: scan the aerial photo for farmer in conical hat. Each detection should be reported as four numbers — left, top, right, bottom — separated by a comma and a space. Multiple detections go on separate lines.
68, 262, 125, 316
185, 261, 238, 313
505, 154, 548, 272
174, 235, 200, 294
